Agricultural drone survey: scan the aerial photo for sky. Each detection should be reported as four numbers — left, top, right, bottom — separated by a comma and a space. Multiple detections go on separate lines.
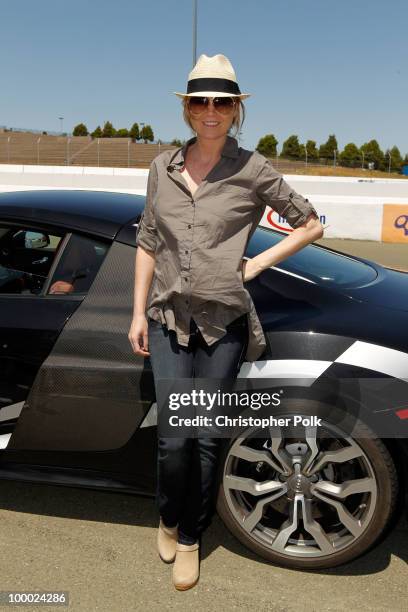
1, 0, 407, 155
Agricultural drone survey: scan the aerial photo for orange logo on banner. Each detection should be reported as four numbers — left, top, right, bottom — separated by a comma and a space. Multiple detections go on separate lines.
382, 205, 408, 243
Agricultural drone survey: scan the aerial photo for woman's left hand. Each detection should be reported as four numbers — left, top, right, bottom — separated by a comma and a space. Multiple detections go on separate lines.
241, 258, 264, 282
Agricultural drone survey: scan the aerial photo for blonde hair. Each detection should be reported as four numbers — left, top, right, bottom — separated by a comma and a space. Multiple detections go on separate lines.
182, 97, 245, 138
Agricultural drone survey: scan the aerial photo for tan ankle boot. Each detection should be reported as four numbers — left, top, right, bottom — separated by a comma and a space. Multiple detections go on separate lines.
157, 518, 178, 563
172, 542, 200, 590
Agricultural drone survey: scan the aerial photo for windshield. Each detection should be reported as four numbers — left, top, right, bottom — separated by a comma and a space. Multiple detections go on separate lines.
247, 227, 378, 289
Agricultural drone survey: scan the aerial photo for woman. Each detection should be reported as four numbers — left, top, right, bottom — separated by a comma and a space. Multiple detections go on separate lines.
129, 53, 324, 591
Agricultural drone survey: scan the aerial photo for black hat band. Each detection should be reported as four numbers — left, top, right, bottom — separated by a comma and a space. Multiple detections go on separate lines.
186, 77, 241, 95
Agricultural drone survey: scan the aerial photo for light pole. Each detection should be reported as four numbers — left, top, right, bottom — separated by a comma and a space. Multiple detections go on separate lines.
140, 122, 145, 143
387, 151, 392, 173
361, 150, 365, 169
192, 0, 197, 67
305, 147, 308, 167
59, 117, 64, 134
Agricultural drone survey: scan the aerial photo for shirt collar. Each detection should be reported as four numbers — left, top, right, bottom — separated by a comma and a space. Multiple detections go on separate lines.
168, 134, 239, 169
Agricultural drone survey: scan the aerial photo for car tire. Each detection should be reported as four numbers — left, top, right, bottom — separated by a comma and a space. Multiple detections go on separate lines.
216, 398, 399, 570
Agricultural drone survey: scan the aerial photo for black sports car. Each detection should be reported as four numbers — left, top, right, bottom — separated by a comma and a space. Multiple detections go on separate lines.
0, 189, 407, 570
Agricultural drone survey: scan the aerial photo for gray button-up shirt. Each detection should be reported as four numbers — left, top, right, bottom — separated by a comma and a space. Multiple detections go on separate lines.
136, 135, 319, 362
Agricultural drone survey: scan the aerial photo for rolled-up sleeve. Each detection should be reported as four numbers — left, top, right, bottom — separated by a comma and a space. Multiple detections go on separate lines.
255, 158, 319, 229
135, 160, 158, 252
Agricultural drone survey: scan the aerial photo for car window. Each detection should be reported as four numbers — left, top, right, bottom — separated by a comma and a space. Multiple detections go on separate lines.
0, 225, 64, 295
47, 233, 109, 295
248, 226, 378, 289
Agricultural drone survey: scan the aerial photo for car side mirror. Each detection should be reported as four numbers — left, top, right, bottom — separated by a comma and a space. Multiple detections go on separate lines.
24, 231, 50, 249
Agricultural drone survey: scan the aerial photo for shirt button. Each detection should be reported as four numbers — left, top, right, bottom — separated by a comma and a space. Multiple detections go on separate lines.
188, 224, 192, 229
185, 250, 188, 254
184, 277, 188, 281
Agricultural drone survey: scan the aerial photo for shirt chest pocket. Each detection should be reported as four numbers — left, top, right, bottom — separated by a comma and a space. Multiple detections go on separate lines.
213, 181, 253, 202
207, 184, 257, 227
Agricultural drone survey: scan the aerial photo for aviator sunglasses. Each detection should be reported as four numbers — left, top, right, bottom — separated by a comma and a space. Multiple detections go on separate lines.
187, 96, 236, 116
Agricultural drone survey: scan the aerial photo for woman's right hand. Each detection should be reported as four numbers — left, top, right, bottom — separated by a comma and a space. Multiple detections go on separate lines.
128, 314, 150, 357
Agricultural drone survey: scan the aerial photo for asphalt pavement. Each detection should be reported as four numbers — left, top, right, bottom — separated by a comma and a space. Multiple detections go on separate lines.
0, 480, 406, 612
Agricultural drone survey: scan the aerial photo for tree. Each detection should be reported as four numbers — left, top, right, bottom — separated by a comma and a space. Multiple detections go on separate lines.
115, 128, 129, 138
305, 140, 319, 159
256, 134, 278, 157
102, 121, 115, 138
171, 138, 183, 147
319, 134, 338, 160
141, 124, 154, 143
91, 125, 102, 138
339, 143, 361, 167
129, 123, 140, 141
73, 123, 88, 136
360, 140, 385, 171
281, 134, 302, 159
388, 145, 403, 172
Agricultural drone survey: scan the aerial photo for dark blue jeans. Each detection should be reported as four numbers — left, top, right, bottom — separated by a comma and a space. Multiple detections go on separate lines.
148, 313, 248, 545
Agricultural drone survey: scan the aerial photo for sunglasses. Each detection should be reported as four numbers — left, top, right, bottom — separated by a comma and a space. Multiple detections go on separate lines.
187, 96, 236, 116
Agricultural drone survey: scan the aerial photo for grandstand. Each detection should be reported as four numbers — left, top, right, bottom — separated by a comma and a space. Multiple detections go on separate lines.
0, 131, 176, 168
1, 130, 402, 176
0, 131, 335, 172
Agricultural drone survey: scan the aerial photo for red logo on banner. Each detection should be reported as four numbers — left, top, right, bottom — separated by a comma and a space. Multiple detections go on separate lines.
266, 209, 292, 232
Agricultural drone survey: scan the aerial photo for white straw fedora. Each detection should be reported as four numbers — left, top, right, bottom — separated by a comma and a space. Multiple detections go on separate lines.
173, 53, 251, 99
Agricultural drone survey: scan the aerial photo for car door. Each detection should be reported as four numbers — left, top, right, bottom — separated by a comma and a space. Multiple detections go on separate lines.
0, 220, 109, 450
